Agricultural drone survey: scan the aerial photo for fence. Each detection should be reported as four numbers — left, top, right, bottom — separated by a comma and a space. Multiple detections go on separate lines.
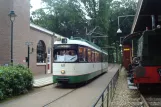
93, 67, 121, 107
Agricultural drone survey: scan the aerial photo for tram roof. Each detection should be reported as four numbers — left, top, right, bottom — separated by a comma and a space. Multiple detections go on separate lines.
54, 37, 108, 55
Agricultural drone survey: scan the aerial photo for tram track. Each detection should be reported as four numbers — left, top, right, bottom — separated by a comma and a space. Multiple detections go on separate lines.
141, 91, 161, 107
43, 87, 77, 107
43, 64, 115, 107
108, 64, 115, 71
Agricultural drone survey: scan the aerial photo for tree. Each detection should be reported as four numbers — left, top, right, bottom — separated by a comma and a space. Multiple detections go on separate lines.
107, 0, 137, 45
30, 0, 137, 48
31, 0, 87, 38
106, 0, 137, 63
80, 0, 112, 47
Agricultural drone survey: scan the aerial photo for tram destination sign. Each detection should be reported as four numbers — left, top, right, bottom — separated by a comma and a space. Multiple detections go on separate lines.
54, 44, 77, 49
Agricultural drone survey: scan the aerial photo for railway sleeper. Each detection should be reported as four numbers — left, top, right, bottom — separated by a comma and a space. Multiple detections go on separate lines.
110, 102, 143, 107
148, 102, 161, 107
144, 97, 161, 107
112, 98, 141, 102
146, 98, 161, 102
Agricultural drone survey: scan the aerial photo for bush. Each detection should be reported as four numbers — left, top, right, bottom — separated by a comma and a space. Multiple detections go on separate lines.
0, 64, 33, 100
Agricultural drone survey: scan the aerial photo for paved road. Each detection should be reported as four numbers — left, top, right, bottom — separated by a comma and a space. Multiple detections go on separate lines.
47, 64, 120, 107
0, 64, 120, 107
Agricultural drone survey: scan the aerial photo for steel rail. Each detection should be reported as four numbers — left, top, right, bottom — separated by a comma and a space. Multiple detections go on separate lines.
140, 94, 150, 107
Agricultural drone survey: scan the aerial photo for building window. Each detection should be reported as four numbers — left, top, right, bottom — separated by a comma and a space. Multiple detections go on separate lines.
37, 40, 46, 63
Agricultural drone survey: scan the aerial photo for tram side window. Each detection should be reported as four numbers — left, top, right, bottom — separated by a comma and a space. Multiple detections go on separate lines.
84, 48, 87, 61
98, 53, 101, 62
88, 49, 92, 62
78, 47, 87, 62
92, 50, 95, 62
95, 51, 99, 62
95, 52, 98, 62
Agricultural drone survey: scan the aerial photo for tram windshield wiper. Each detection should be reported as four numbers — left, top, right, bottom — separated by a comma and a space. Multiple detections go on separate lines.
70, 57, 76, 60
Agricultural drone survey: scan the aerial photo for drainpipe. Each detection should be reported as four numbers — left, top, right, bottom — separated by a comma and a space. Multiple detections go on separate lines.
151, 15, 155, 29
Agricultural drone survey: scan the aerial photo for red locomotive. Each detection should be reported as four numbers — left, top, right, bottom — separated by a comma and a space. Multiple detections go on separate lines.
127, 28, 161, 89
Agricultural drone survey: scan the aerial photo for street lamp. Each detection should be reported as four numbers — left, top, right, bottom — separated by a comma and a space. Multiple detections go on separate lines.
117, 15, 135, 34
8, 11, 17, 64
117, 28, 122, 34
116, 15, 135, 63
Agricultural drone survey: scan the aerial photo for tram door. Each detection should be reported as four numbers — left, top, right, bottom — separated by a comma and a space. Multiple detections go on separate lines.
47, 48, 51, 73
123, 45, 131, 70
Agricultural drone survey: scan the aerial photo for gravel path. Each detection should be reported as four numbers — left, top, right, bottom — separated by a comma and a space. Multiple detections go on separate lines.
110, 68, 142, 107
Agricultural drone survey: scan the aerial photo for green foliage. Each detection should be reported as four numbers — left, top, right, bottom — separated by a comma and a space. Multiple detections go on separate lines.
31, 0, 87, 38
30, 0, 137, 48
31, 0, 112, 47
108, 0, 137, 45
0, 65, 33, 100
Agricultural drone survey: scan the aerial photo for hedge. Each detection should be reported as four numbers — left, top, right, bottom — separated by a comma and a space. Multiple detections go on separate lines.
0, 64, 33, 100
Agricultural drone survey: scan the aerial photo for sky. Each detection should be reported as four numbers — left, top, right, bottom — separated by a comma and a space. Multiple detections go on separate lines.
30, 0, 139, 12
30, 0, 91, 19
30, 0, 42, 12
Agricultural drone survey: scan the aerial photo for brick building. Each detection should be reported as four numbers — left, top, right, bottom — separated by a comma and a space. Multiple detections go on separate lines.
0, 0, 63, 75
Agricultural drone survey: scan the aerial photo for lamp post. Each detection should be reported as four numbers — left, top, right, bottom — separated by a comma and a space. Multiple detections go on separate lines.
8, 11, 16, 65
119, 37, 124, 46
119, 37, 124, 64
25, 42, 34, 68
117, 15, 135, 34
119, 37, 123, 55
116, 15, 135, 63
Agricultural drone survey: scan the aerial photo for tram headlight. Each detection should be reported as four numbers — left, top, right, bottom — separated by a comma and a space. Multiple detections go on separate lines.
61, 70, 65, 74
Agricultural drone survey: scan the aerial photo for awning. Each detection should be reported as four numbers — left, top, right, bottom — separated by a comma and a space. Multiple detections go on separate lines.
131, 0, 161, 33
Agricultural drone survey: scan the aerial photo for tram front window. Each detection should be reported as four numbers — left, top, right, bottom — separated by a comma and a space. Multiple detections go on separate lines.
54, 49, 77, 62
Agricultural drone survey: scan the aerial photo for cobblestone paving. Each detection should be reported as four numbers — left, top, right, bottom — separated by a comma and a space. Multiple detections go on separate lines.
110, 68, 142, 107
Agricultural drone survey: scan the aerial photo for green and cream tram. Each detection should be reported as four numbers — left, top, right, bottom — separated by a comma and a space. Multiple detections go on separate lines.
53, 37, 108, 84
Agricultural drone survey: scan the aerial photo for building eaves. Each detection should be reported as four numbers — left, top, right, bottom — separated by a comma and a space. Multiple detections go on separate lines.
131, 0, 143, 34
30, 23, 63, 38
